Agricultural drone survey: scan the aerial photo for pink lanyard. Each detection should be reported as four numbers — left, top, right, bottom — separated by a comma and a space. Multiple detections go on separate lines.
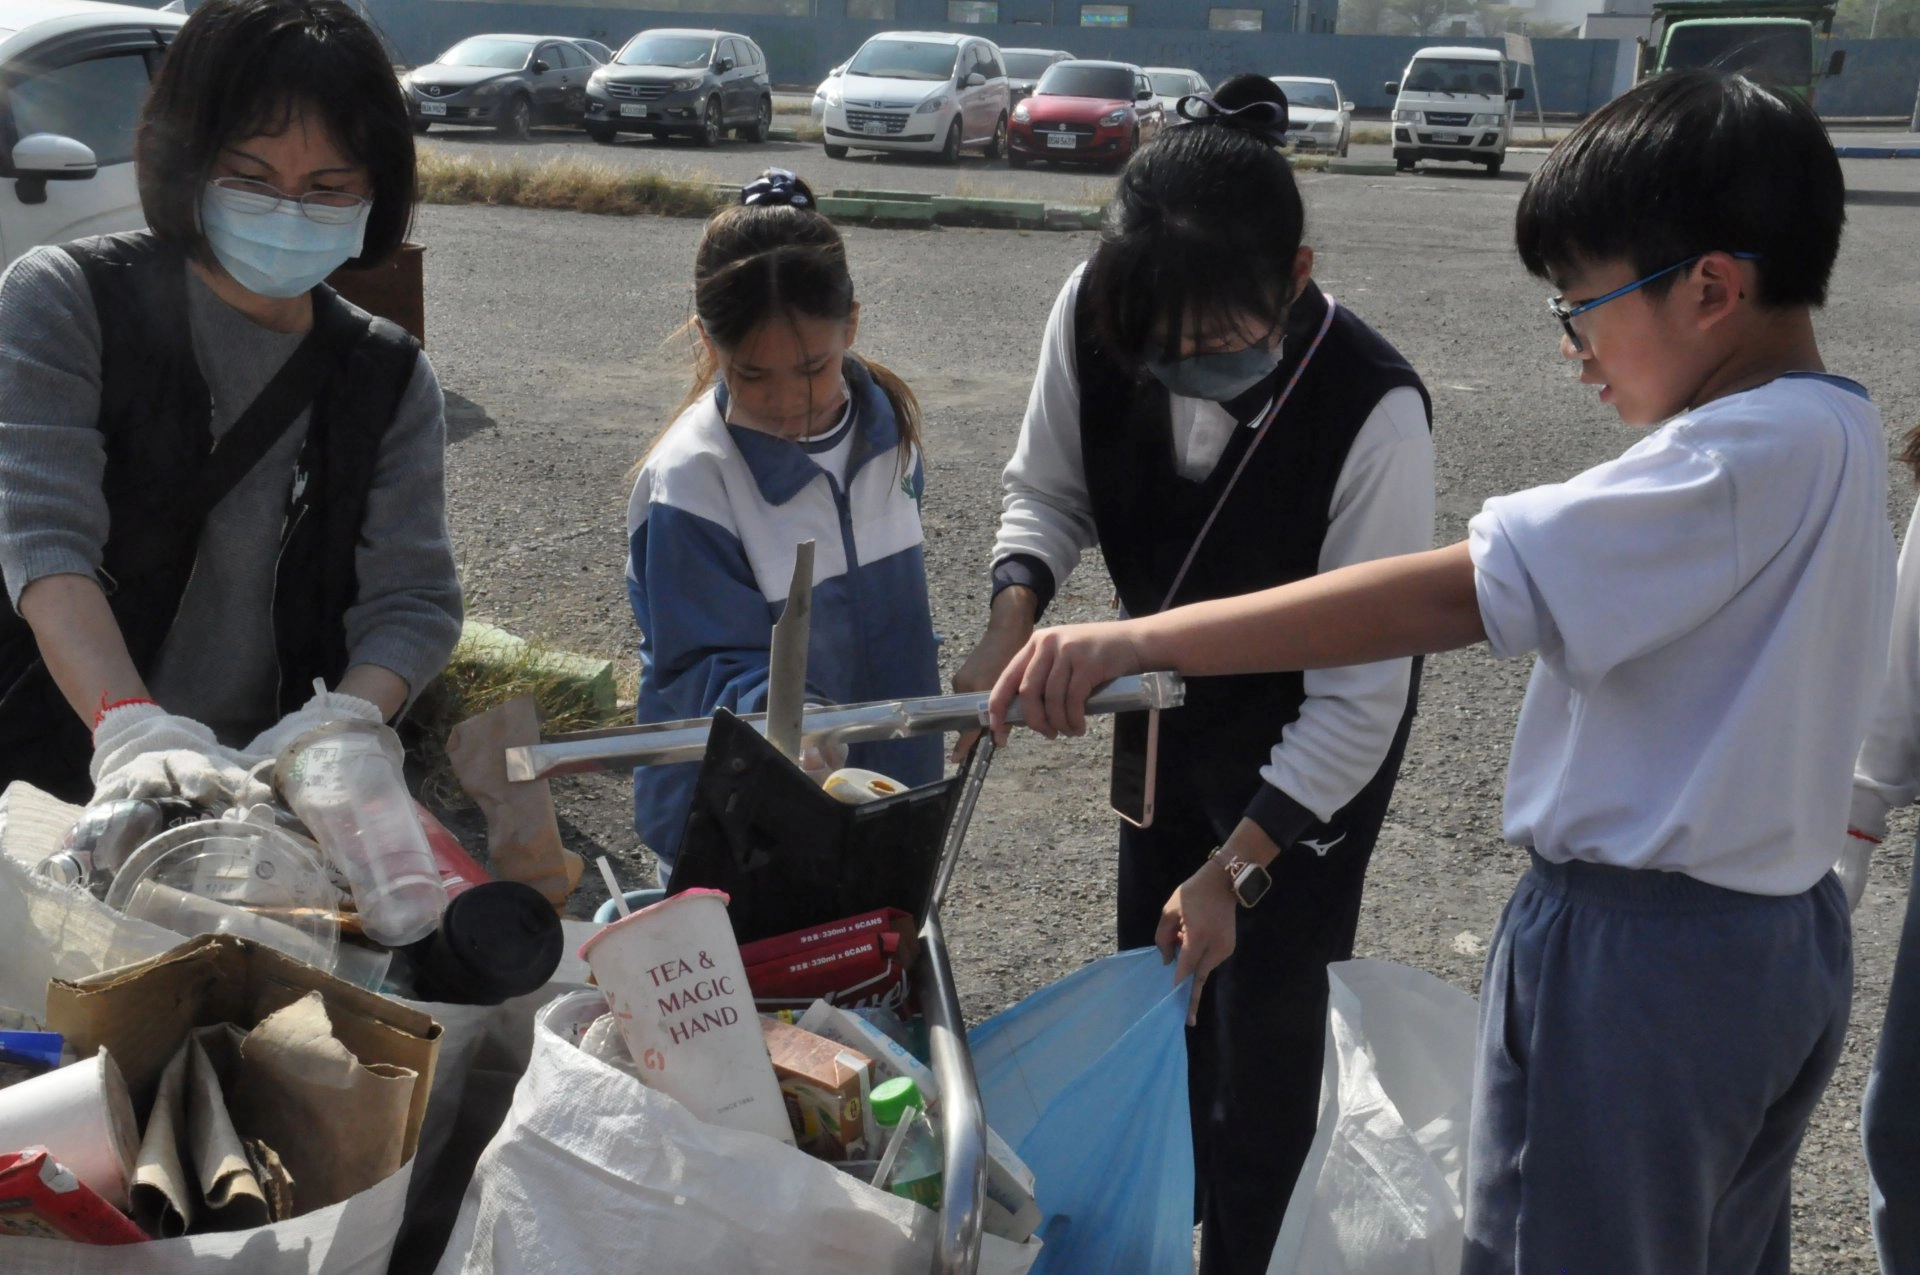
1156, 295, 1340, 613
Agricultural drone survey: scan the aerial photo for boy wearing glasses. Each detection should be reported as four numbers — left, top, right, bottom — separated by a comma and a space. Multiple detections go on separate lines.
985, 69, 1884, 1273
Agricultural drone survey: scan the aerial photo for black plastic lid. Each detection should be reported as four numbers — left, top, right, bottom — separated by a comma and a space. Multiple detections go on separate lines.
412, 881, 563, 1004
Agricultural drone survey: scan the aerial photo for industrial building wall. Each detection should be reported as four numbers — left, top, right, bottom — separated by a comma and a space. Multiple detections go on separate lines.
360, 1, 1920, 117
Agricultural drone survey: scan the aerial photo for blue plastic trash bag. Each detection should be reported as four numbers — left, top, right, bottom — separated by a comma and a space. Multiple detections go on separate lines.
970, 948, 1195, 1275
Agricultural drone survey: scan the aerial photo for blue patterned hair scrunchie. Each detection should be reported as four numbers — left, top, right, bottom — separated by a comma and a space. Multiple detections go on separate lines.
1175, 92, 1289, 144
740, 168, 813, 208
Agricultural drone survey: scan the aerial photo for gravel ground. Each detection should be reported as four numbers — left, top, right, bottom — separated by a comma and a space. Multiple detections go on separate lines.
416, 152, 1920, 1271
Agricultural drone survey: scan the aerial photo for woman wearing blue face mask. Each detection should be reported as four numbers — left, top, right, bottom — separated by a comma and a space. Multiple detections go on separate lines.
0, 0, 461, 807
952, 73, 1435, 1275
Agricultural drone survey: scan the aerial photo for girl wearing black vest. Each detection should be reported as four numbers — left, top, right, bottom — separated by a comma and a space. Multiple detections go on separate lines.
954, 75, 1434, 1273
0, 0, 461, 806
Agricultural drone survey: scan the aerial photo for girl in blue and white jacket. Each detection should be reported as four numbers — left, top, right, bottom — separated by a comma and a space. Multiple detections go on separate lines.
627, 171, 942, 876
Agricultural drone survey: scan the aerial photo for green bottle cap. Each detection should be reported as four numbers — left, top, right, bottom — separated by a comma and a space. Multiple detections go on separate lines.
871, 1076, 923, 1127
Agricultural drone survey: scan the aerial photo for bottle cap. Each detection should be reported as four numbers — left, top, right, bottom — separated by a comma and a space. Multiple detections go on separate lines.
871, 1075, 923, 1128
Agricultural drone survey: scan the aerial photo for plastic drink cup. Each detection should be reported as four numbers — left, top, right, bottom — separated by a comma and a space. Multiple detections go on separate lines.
0, 1049, 139, 1210
123, 880, 338, 972
579, 889, 795, 1145
275, 722, 447, 947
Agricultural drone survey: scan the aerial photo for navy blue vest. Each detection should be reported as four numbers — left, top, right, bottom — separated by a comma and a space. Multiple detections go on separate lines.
1075, 279, 1430, 831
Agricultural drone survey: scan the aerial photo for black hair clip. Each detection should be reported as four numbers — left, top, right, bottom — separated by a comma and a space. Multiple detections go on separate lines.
1175, 93, 1289, 142
740, 168, 813, 209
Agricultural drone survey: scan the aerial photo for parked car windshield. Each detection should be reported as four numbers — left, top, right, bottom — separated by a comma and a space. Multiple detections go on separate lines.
617, 35, 716, 68
1038, 64, 1134, 100
1148, 72, 1195, 97
848, 40, 959, 81
1403, 58, 1505, 96
1003, 51, 1060, 79
1663, 23, 1810, 86
438, 38, 534, 70
1272, 78, 1338, 109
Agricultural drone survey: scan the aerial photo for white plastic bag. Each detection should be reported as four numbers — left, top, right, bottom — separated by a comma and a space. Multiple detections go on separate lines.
0, 849, 177, 1020
1267, 959, 1479, 1275
0, 1160, 411, 1273
435, 992, 1041, 1275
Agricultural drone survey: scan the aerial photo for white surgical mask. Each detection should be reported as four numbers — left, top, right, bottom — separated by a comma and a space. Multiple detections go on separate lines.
199, 181, 370, 299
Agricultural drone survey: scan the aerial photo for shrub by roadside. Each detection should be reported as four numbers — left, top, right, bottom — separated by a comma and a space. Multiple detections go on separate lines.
417, 150, 730, 219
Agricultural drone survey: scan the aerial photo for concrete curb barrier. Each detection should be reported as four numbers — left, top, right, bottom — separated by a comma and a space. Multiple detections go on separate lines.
1834, 145, 1920, 158
815, 195, 938, 225
459, 620, 618, 715
1327, 160, 1400, 176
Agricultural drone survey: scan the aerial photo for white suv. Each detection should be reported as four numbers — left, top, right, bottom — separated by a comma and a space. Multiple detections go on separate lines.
0, 0, 185, 266
1386, 46, 1524, 176
822, 31, 1009, 164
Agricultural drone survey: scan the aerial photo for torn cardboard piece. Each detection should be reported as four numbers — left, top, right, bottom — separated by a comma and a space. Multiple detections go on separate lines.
45, 934, 441, 1194
446, 696, 583, 907
233, 993, 415, 1213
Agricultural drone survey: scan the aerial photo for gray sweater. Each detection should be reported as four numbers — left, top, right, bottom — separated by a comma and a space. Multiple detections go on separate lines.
0, 247, 463, 745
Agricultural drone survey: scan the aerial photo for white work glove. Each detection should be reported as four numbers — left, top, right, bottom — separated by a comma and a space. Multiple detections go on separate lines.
239, 681, 385, 764
90, 703, 268, 808
1835, 830, 1879, 913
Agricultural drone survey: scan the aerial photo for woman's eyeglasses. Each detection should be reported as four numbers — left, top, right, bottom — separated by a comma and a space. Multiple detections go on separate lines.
209, 177, 371, 226
1548, 251, 1760, 353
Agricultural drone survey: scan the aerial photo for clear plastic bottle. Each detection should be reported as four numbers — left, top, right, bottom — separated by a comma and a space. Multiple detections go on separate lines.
872, 1076, 943, 1209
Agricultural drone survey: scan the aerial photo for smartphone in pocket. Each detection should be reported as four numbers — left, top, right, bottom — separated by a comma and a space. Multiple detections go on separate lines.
1109, 708, 1160, 829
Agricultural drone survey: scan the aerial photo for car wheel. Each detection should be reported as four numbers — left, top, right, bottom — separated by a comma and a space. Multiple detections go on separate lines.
1484, 157, 1503, 176
938, 117, 961, 165
650, 131, 670, 142
696, 96, 722, 147
741, 96, 772, 143
985, 112, 1007, 161
413, 120, 431, 136
824, 143, 849, 159
497, 95, 531, 141
585, 123, 617, 145
1338, 138, 1348, 158
1395, 153, 1415, 172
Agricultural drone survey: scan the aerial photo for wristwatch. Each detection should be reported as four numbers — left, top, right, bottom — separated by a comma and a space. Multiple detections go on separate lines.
1210, 848, 1273, 909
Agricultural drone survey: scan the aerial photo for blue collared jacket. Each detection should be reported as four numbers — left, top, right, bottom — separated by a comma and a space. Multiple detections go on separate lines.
626, 358, 944, 872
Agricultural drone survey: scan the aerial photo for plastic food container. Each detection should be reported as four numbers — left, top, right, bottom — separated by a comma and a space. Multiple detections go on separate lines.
105, 819, 342, 973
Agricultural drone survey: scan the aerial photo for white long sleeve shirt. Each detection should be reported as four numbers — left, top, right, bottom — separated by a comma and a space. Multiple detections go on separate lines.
1472, 374, 1893, 895
993, 267, 1435, 825
1853, 500, 1920, 841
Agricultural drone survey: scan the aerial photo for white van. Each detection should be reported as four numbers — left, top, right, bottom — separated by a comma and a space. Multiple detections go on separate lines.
1385, 45, 1524, 176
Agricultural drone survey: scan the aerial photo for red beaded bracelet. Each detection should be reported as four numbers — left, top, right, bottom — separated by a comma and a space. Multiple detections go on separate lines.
1848, 828, 1883, 845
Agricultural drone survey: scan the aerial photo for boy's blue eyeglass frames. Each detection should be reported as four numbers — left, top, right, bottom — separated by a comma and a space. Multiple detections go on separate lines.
1548, 251, 1761, 353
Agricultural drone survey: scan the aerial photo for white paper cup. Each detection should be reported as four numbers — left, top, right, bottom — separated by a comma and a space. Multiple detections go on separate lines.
0, 1047, 139, 1209
823, 768, 909, 805
579, 888, 794, 1145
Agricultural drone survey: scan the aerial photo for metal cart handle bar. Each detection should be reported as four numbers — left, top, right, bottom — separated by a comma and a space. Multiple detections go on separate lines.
503, 672, 1186, 781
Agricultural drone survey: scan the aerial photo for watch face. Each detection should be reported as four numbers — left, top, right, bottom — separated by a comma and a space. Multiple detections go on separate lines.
1233, 861, 1273, 908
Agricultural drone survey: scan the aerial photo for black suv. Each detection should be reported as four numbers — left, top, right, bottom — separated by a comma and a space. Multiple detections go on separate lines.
585, 29, 773, 146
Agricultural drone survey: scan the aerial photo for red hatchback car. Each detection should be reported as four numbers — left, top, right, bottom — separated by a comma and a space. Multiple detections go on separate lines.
1008, 59, 1164, 169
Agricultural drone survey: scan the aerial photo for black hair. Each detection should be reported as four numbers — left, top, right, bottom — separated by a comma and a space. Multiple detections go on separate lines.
645, 171, 921, 474
137, 0, 416, 265
1515, 69, 1843, 307
1087, 73, 1305, 368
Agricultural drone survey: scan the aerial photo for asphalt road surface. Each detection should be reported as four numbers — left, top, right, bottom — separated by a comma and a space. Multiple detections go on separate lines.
414, 150, 1920, 1271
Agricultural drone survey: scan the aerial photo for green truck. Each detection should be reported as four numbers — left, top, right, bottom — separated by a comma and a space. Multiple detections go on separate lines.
1637, 0, 1846, 103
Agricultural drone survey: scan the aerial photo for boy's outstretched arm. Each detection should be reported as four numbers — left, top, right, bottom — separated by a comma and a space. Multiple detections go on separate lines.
988, 541, 1484, 741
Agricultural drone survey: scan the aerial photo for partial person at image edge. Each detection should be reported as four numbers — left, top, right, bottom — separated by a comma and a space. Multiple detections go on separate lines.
986, 70, 1884, 1275
0, 0, 461, 808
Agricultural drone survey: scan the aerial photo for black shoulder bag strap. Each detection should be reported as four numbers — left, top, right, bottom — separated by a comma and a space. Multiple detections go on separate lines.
178, 289, 368, 525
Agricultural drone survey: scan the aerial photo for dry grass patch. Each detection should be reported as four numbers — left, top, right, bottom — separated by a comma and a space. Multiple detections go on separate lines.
1350, 126, 1391, 147
418, 150, 729, 219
